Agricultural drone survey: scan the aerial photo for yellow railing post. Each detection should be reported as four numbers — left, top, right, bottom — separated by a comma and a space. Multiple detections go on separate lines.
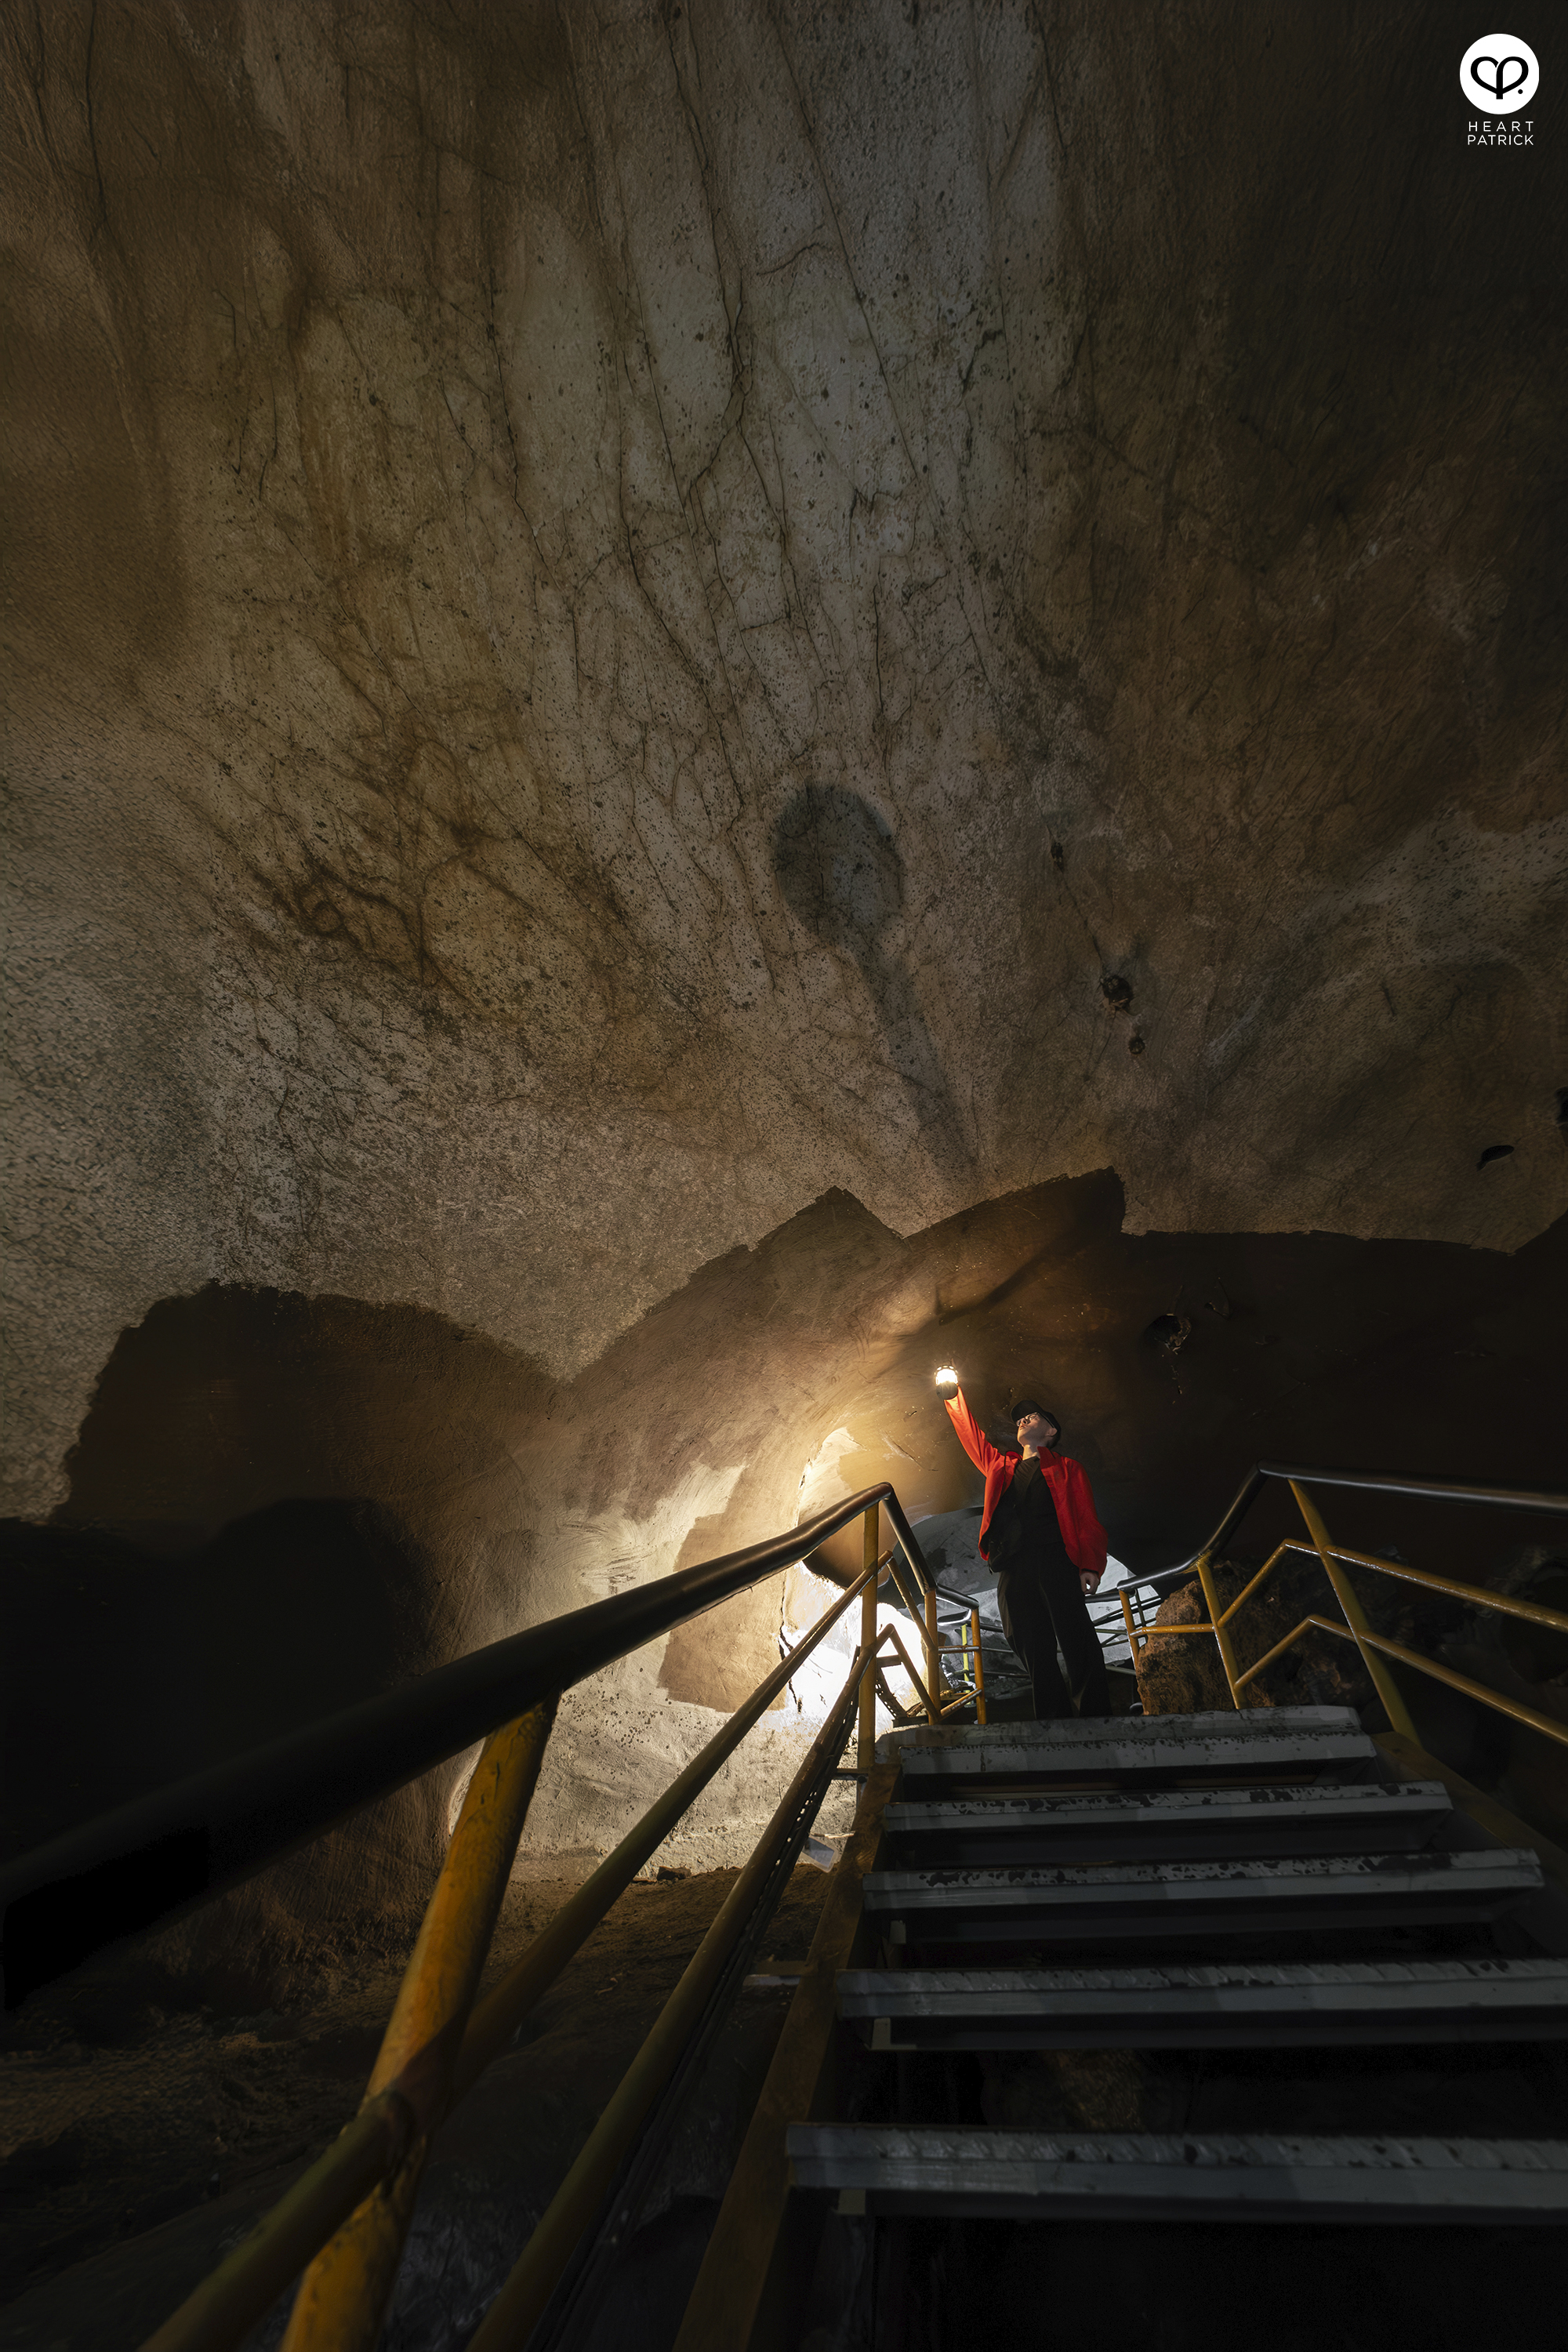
140, 1569, 887, 2352
465, 1646, 878, 2352
1120, 1587, 1143, 1666
1194, 1552, 1245, 1709
877, 1624, 946, 1722
858, 1506, 879, 1771
924, 1584, 942, 1716
1289, 1480, 1418, 1740
971, 1605, 987, 1725
278, 1698, 557, 2352
1308, 1617, 1568, 1751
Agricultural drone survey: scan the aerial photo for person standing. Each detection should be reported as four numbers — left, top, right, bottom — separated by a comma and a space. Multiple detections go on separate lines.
942, 1381, 1111, 1719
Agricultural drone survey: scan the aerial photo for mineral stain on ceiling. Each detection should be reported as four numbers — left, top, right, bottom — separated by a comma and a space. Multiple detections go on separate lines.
5, 2, 1564, 1531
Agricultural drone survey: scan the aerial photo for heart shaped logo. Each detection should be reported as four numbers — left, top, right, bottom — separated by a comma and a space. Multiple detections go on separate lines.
1460, 33, 1541, 113
1472, 53, 1528, 98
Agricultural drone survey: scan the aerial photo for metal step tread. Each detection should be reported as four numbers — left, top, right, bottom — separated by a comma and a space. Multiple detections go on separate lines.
837, 1957, 1568, 2049
866, 1848, 1541, 1903
881, 1781, 1450, 1860
889, 1707, 1360, 1748
887, 1708, 1376, 1782
787, 2125, 1568, 2220
866, 1847, 1542, 1943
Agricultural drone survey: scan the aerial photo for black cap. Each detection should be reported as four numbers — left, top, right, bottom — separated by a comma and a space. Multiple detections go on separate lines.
1009, 1399, 1058, 1439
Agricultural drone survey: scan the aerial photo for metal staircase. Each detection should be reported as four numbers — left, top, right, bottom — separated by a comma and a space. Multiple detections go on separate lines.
803, 1703, 1568, 2194
9, 1465, 1565, 2349
682, 1704, 1568, 2350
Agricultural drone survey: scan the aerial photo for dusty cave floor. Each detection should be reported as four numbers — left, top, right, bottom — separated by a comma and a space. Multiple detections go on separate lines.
0, 1859, 834, 2325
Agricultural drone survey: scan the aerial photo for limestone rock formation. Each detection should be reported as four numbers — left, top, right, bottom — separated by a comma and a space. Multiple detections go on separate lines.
3, 3, 1566, 1948
6, 0, 1565, 1518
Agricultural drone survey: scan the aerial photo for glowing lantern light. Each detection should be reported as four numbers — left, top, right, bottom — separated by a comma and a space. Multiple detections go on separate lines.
935, 1365, 958, 1388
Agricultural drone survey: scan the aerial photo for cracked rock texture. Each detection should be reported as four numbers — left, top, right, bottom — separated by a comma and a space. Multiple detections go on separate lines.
3, 2, 1567, 1951
5, 0, 1565, 1520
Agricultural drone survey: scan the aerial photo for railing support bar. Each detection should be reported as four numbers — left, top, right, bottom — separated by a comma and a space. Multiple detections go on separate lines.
1290, 1481, 1418, 1740
1126, 1623, 1243, 1642
1232, 1613, 1323, 1693
1277, 1539, 1568, 1638
671, 1756, 902, 2352
1308, 1617, 1568, 1751
924, 1584, 942, 1713
879, 1622, 964, 1723
1194, 1552, 1245, 1710
880, 1548, 924, 1625
971, 1606, 988, 1726
464, 1645, 876, 2350
278, 1698, 559, 2352
138, 2096, 416, 2352
146, 1569, 882, 2352
857, 1508, 878, 1773
1216, 1542, 1295, 1627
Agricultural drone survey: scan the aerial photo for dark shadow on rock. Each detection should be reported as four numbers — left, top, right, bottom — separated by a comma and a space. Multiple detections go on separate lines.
772, 785, 971, 1175
3, 1283, 560, 2006
48, 1283, 551, 1564
0, 1501, 437, 1874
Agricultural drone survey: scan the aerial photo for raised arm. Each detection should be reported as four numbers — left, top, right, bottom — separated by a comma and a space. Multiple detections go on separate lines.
943, 1384, 1005, 1475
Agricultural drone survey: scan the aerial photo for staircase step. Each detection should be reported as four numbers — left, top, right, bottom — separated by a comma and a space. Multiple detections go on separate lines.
887, 1707, 1377, 1788
837, 1956, 1568, 2050
864, 1848, 1543, 1946
880, 1780, 1450, 1866
786, 2125, 1568, 2221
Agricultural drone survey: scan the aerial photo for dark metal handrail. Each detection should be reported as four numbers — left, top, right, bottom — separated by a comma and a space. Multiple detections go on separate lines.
0, 1483, 932, 2006
138, 1559, 896, 2352
1118, 1461, 1568, 1595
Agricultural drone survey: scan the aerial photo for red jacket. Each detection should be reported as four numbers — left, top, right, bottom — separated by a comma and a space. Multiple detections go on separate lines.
944, 1387, 1109, 1587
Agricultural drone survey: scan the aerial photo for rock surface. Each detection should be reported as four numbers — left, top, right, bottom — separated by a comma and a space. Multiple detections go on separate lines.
7, 1167, 1566, 1965
5, 0, 1565, 1524
4, 4, 1566, 1990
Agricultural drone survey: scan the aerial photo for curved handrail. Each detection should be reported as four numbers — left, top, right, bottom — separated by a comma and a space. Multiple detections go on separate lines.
137, 1564, 895, 2352
0, 1484, 932, 2005
1117, 1461, 1568, 1595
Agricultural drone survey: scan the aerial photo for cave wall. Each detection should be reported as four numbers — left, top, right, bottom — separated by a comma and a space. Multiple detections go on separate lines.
5, 0, 1564, 1521
3, 1, 1566, 1963
8, 1171, 1565, 1972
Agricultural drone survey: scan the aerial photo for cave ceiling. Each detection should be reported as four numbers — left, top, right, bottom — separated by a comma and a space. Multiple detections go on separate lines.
3, 0, 1566, 1519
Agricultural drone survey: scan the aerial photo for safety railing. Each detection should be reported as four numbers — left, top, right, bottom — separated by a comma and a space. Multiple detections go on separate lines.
865, 1561, 989, 1727
1116, 1465, 1568, 1748
923, 1581, 1131, 1722
16, 1459, 1558, 2347
935, 1606, 989, 1724
0, 1486, 944, 2008
0, 1486, 958, 2352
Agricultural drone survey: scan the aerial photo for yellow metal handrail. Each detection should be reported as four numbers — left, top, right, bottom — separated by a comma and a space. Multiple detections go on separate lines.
143, 1504, 952, 2352
1301, 1617, 1568, 1751
880, 1620, 971, 1723
464, 1621, 899, 2350
1120, 1482, 1568, 1751
936, 1607, 989, 1724
280, 1702, 559, 2350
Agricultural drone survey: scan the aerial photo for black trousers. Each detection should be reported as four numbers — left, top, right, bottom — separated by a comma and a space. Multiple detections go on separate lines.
997, 1550, 1110, 1719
